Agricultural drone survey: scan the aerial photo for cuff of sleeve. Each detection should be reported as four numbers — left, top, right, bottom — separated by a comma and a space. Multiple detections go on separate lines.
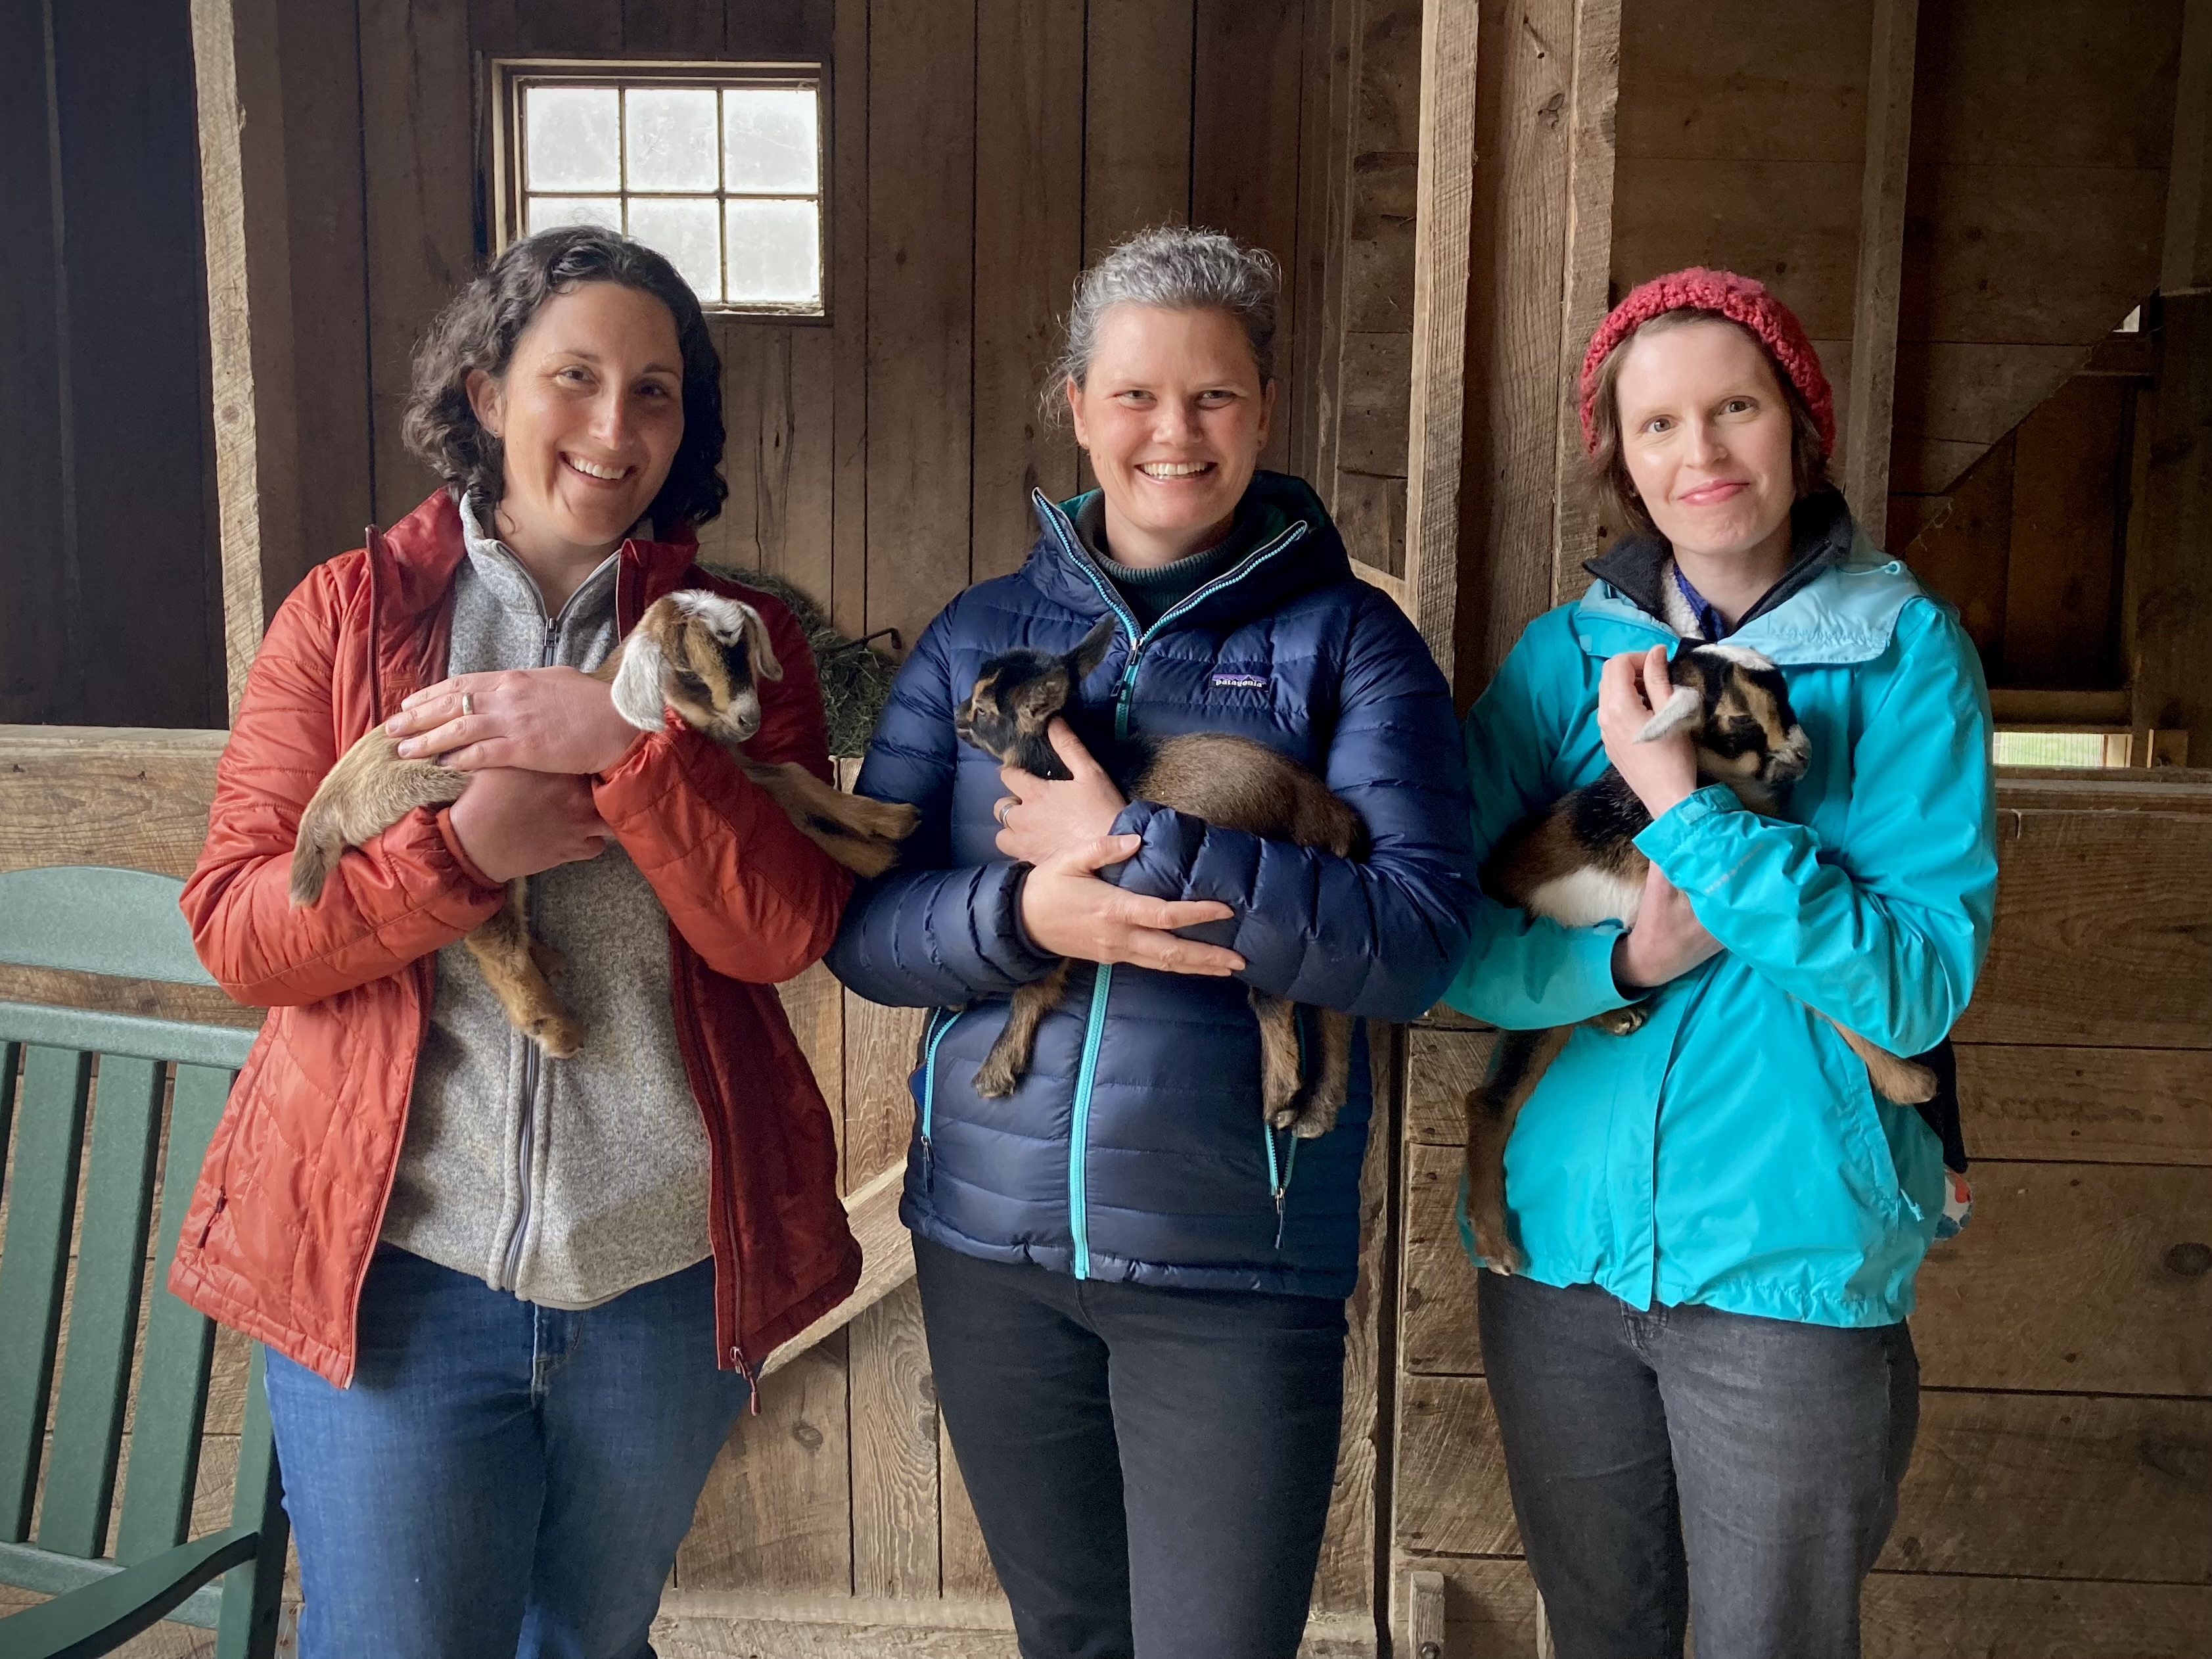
1633, 783, 1744, 868
434, 807, 504, 894
1573, 919, 1638, 1014
993, 863, 1061, 980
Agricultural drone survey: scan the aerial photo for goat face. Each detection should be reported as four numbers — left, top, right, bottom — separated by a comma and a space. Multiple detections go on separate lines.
956, 613, 1118, 776
1638, 643, 1810, 805
611, 590, 784, 744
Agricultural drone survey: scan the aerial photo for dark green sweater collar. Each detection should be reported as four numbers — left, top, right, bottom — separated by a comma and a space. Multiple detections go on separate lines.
1070, 492, 1280, 629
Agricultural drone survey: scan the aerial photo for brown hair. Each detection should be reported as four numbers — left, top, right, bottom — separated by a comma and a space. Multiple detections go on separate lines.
402, 225, 728, 530
1582, 309, 1834, 537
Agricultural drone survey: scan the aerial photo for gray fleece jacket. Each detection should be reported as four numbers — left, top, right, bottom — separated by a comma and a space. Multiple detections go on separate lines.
379, 498, 712, 1307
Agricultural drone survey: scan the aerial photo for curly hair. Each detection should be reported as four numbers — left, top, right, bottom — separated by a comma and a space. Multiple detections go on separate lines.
402, 226, 729, 530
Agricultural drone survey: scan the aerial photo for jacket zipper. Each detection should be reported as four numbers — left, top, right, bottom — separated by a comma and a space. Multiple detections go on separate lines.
497, 611, 565, 1294
1033, 493, 1312, 1278
917, 1007, 962, 1190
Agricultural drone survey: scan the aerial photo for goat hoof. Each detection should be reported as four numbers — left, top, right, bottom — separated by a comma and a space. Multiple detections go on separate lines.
1288, 1100, 1341, 1140
532, 1016, 584, 1059
971, 1060, 1019, 1099
530, 941, 567, 982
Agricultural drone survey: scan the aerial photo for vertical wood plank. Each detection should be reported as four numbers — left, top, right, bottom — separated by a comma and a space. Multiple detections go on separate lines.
517, 0, 624, 54
1193, 0, 1304, 474
37, 1056, 164, 1558
848, 1279, 940, 1598
1547, 0, 1621, 606
1402, 0, 1479, 686
1843, 0, 1920, 526
727, 0, 835, 58
1084, 0, 1196, 259
359, 0, 476, 527
0, 0, 66, 726
676, 1333, 854, 1593
0, 1046, 92, 1541
622, 0, 726, 55
829, 0, 871, 640
842, 992, 925, 1186
971, 0, 1086, 584
2002, 377, 2127, 688
719, 326, 839, 602
777, 962, 846, 1182
192, 0, 306, 711
865, 0, 977, 654
1290, 0, 1358, 492
2161, 0, 2212, 295
938, 1407, 1003, 1597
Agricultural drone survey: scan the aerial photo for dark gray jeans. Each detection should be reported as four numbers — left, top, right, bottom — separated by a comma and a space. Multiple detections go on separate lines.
1478, 1273, 1918, 1659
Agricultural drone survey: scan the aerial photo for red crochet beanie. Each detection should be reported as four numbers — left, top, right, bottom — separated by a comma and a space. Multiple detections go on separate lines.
1577, 268, 1836, 458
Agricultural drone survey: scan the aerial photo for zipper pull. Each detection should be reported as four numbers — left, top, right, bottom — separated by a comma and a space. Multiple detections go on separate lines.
1272, 1182, 1288, 1253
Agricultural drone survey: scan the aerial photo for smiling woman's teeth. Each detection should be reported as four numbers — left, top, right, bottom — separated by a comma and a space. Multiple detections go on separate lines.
1138, 461, 1211, 478
565, 455, 630, 480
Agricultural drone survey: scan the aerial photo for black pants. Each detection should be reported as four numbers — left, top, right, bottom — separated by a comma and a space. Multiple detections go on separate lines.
913, 1237, 1348, 1659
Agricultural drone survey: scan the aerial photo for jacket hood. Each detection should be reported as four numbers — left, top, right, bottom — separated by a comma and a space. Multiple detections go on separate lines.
1021, 470, 1355, 636
1573, 498, 1931, 668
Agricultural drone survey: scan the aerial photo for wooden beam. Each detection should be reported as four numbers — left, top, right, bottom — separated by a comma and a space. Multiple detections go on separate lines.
1843, 0, 1919, 528
188, 0, 305, 716
758, 1162, 912, 1378
2162, 0, 2212, 296
1548, 0, 1622, 606
1402, 0, 1479, 684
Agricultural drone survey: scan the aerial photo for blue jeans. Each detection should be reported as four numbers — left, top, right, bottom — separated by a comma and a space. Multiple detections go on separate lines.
263, 1246, 748, 1659
1478, 1273, 1918, 1659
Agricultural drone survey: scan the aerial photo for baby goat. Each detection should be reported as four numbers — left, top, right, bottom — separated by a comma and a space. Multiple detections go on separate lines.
1465, 643, 1938, 1273
955, 615, 1368, 1140
290, 588, 919, 1057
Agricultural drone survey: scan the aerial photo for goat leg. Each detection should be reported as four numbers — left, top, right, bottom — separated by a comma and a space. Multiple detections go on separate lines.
739, 759, 921, 878
290, 730, 467, 904
1249, 992, 1308, 1129
1826, 1017, 1939, 1104
463, 881, 584, 1059
1464, 1025, 1573, 1276
973, 959, 1073, 1098
1279, 1006, 1356, 1140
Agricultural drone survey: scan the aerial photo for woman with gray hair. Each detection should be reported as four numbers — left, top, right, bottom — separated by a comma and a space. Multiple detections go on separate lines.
829, 226, 1475, 1655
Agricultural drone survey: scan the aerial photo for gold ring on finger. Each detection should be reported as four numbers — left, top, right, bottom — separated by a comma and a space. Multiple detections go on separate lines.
461, 691, 474, 716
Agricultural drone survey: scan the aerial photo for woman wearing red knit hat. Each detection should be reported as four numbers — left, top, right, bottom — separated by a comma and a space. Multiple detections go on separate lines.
1439, 269, 1998, 1658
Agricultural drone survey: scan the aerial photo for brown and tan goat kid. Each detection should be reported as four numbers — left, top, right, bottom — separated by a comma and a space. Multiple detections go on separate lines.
1465, 643, 1939, 1273
290, 588, 918, 1057
955, 615, 1368, 1139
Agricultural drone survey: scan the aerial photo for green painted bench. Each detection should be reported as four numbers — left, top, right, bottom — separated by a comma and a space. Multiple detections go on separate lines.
0, 866, 284, 1659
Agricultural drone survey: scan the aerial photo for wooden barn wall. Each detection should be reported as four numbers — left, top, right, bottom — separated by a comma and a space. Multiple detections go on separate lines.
1601, 0, 2185, 661
0, 0, 223, 730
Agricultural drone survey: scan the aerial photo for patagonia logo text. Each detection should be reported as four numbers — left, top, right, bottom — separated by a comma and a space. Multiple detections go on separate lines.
1211, 673, 1269, 689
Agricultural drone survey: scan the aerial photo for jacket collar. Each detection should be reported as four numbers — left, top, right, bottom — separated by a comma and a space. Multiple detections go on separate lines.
364, 488, 703, 712
1574, 492, 1925, 666
1019, 470, 1352, 638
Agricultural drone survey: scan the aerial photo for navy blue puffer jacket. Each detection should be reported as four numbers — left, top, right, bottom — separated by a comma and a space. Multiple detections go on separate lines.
827, 474, 1475, 1297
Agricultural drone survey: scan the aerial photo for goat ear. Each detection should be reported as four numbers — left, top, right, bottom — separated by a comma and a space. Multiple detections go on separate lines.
609, 630, 673, 733
736, 601, 783, 683
1637, 682, 1703, 743
1068, 613, 1119, 683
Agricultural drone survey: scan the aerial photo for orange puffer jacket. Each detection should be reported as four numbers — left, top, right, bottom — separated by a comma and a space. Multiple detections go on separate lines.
170, 490, 860, 1386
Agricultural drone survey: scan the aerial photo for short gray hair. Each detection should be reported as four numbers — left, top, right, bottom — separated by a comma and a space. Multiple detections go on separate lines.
1045, 225, 1280, 421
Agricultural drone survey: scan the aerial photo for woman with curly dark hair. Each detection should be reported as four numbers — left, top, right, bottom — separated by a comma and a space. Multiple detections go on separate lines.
169, 226, 861, 1658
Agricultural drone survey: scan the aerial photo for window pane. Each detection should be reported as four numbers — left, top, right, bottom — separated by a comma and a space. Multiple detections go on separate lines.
625, 88, 719, 191
526, 87, 620, 191
724, 89, 818, 194
628, 198, 724, 304
528, 196, 623, 237
1992, 731, 2111, 768
726, 199, 820, 306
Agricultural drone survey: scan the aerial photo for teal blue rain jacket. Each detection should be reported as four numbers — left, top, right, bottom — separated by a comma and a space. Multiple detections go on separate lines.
1446, 525, 1998, 1327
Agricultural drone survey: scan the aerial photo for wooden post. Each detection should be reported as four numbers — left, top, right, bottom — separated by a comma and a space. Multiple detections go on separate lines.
1547, 0, 1621, 605
189, 0, 306, 716
1843, 0, 1919, 532
2131, 0, 2212, 761
1402, 0, 1479, 688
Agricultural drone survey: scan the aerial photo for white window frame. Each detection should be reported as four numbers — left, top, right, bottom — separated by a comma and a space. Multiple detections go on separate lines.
488, 58, 829, 319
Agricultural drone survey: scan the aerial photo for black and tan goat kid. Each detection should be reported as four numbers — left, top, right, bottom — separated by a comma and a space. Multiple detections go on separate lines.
1465, 642, 1939, 1273
290, 588, 919, 1057
955, 615, 1368, 1140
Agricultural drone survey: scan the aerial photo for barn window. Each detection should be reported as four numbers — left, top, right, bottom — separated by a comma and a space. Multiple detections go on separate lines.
1991, 730, 2133, 768
491, 64, 824, 316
